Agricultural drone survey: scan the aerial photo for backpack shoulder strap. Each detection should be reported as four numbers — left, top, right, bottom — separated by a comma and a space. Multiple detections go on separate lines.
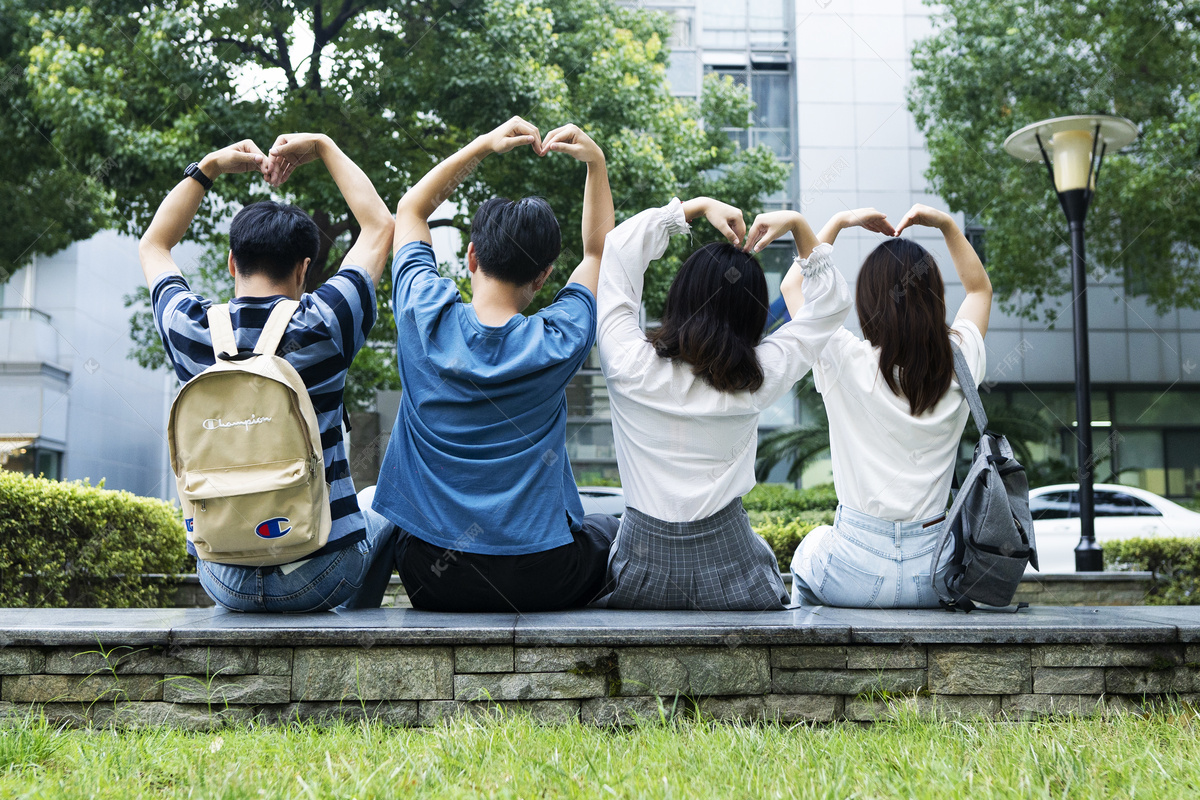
254, 299, 300, 356
951, 343, 988, 434
206, 304, 237, 359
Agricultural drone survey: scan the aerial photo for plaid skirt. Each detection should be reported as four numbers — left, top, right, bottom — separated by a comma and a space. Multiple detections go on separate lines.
592, 497, 788, 611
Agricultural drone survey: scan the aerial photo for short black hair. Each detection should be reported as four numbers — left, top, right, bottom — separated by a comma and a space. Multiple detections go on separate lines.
470, 197, 561, 286
229, 201, 320, 282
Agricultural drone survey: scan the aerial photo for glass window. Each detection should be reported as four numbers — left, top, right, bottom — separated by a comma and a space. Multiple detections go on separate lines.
1165, 430, 1200, 500
1031, 490, 1077, 520
1115, 429, 1167, 496
1114, 391, 1200, 426
668, 9, 693, 48
2, 446, 61, 480
666, 50, 700, 95
1094, 490, 1163, 517
751, 70, 789, 129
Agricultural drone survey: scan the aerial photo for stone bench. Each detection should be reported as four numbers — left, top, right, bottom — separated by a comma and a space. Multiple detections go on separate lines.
1, 605, 1196, 729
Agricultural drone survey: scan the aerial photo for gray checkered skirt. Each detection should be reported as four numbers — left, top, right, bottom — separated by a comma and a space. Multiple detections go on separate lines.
592, 497, 788, 611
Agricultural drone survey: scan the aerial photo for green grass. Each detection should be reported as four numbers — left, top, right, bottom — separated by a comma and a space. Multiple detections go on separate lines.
3, 708, 1200, 799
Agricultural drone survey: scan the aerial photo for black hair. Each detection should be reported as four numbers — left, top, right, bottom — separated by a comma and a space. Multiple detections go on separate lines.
856, 237, 953, 416
470, 196, 561, 286
649, 242, 769, 393
229, 201, 321, 282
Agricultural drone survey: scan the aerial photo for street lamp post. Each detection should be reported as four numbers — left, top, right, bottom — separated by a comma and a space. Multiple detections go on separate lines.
1004, 115, 1140, 572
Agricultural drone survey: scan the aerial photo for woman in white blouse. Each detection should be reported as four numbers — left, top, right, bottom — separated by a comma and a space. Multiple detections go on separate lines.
592, 197, 851, 610
788, 203, 992, 608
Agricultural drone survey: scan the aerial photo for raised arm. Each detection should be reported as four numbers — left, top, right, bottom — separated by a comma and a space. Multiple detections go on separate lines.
742, 210, 823, 317
394, 116, 542, 251
137, 141, 267, 289
541, 124, 613, 296
816, 207, 895, 246
894, 203, 991, 336
265, 134, 394, 286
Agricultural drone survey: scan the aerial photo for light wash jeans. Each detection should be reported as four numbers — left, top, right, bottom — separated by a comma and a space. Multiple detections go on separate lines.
196, 487, 387, 613
790, 504, 950, 608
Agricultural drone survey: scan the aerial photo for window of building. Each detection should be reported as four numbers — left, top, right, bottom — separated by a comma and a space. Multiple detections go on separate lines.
1, 443, 61, 480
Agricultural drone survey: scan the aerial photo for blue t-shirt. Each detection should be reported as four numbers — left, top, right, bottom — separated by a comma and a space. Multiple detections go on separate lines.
373, 241, 595, 556
152, 267, 376, 559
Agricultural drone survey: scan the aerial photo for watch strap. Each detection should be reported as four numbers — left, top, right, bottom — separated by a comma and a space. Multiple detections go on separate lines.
184, 161, 213, 191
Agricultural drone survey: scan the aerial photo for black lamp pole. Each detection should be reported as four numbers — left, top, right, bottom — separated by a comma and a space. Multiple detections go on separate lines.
1036, 128, 1105, 571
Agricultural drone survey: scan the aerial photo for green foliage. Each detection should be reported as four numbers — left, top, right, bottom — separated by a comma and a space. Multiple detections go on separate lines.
743, 482, 837, 568
0, 0, 786, 407
0, 471, 188, 608
1104, 537, 1200, 605
743, 482, 839, 516
749, 509, 833, 569
909, 0, 1200, 319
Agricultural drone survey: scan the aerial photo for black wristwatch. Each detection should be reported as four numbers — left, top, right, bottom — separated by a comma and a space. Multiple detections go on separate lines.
184, 161, 214, 191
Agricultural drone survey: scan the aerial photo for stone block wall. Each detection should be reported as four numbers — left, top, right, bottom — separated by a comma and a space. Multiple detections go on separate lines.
2, 639, 1196, 729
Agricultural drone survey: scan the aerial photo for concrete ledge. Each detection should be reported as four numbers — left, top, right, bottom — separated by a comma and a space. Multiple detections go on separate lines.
2, 606, 1198, 728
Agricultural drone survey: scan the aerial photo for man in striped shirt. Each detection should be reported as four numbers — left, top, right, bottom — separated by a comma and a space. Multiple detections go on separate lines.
140, 135, 393, 612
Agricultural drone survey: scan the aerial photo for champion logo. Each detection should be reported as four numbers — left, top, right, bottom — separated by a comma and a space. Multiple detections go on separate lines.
185, 518, 193, 533
202, 414, 272, 432
255, 517, 292, 539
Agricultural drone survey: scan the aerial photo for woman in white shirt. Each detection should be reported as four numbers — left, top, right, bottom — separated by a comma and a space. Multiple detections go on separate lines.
780, 203, 992, 608
592, 197, 851, 610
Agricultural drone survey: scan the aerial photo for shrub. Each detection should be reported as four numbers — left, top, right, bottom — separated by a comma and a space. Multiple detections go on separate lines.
0, 472, 188, 608
743, 482, 838, 517
1104, 537, 1200, 605
750, 509, 834, 570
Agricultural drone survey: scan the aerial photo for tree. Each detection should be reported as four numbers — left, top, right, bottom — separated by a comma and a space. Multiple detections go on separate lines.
0, 0, 787, 407
908, 0, 1200, 320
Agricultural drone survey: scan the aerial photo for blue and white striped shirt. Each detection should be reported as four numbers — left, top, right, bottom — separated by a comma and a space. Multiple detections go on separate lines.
152, 266, 377, 560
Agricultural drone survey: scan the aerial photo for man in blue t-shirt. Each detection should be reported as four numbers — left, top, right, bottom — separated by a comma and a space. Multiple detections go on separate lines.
140, 134, 393, 612
347, 117, 618, 612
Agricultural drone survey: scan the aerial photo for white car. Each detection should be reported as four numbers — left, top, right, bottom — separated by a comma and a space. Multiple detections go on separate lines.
1029, 483, 1200, 572
578, 486, 625, 518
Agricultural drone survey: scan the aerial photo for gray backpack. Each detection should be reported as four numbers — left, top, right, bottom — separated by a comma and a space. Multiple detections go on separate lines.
931, 345, 1038, 610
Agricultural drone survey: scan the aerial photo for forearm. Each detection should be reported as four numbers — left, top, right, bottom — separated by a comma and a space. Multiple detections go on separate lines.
399, 137, 491, 221
317, 137, 391, 238
778, 216, 822, 314
817, 212, 848, 246
581, 159, 613, 261
140, 158, 212, 251
942, 221, 991, 295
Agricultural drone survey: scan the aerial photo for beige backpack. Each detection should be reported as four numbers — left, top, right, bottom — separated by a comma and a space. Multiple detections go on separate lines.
168, 300, 331, 566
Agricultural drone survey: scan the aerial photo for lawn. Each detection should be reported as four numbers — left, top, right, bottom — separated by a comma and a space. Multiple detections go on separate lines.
3, 707, 1200, 799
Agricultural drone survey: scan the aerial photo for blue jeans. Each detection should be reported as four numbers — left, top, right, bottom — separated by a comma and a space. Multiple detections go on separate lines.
790, 504, 950, 609
196, 492, 385, 613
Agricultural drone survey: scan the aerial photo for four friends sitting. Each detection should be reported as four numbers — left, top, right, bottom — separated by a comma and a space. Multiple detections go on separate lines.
140, 116, 990, 614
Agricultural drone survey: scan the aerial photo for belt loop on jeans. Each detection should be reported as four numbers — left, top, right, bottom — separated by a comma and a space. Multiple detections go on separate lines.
894, 521, 901, 547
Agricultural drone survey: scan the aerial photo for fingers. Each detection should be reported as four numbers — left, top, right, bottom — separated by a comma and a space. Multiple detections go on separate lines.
893, 212, 917, 236
714, 218, 739, 246
743, 220, 769, 253
728, 212, 747, 246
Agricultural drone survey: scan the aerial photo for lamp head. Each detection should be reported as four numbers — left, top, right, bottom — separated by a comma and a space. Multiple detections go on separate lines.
1003, 114, 1139, 194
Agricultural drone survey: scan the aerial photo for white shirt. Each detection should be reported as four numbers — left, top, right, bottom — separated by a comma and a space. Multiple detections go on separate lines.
812, 318, 987, 522
597, 199, 852, 522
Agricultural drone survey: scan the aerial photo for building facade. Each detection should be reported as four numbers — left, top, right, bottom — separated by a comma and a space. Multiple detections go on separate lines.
0, 233, 179, 499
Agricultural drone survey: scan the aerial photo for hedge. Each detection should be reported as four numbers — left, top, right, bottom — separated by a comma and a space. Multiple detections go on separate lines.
0, 471, 188, 608
743, 482, 838, 516
1104, 537, 1200, 605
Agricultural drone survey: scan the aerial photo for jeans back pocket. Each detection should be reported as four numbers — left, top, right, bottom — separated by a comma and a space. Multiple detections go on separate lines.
818, 551, 886, 608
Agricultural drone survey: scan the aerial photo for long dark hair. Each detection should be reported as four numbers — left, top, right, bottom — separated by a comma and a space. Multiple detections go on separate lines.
649, 242, 769, 393
856, 238, 954, 416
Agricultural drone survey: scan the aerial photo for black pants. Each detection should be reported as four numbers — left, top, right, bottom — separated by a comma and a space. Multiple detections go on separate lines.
398, 514, 619, 612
